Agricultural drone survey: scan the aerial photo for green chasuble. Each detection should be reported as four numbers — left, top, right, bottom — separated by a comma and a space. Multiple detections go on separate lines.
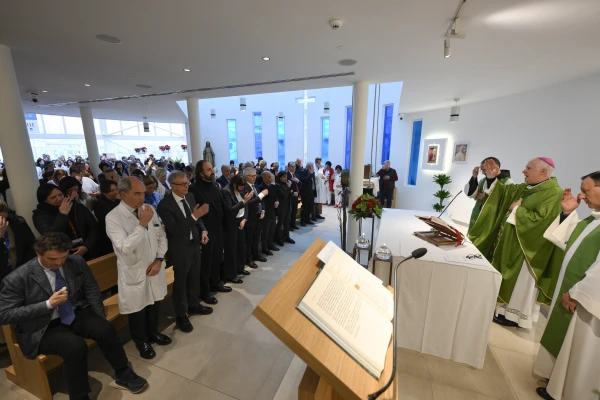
468, 176, 512, 232
540, 217, 600, 358
468, 178, 564, 305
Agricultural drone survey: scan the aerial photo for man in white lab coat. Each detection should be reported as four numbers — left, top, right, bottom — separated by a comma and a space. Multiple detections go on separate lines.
106, 177, 171, 360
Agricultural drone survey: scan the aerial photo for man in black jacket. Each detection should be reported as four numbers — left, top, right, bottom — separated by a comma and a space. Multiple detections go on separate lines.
0, 202, 36, 279
93, 180, 120, 257
298, 162, 317, 227
0, 233, 148, 399
157, 171, 212, 333
242, 167, 267, 267
287, 162, 301, 230
258, 171, 279, 255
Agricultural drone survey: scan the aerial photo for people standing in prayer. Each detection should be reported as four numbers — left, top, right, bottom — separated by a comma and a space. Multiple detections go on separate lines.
270, 162, 280, 175
114, 161, 129, 178
157, 171, 212, 333
142, 176, 162, 210
469, 158, 564, 329
533, 171, 600, 400
48, 169, 67, 187
314, 158, 327, 219
0, 201, 36, 279
242, 167, 268, 267
188, 161, 233, 300
464, 157, 513, 232
103, 168, 120, 183
255, 160, 268, 187
155, 168, 170, 197
258, 171, 279, 255
298, 162, 317, 226
334, 165, 343, 208
93, 180, 120, 257
35, 158, 44, 180
69, 165, 99, 199
0, 233, 149, 398
274, 171, 295, 246
97, 162, 111, 184
105, 178, 172, 360
376, 161, 398, 208
287, 162, 301, 230
216, 165, 231, 189
324, 161, 334, 206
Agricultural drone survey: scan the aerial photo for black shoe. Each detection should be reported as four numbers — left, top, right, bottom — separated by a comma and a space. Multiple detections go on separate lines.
254, 256, 268, 262
311, 217, 317, 222
275, 241, 284, 247
135, 342, 156, 359
239, 270, 251, 276
307, 221, 315, 225
202, 296, 218, 305
176, 316, 194, 333
210, 284, 232, 293
316, 215, 325, 219
227, 277, 244, 284
148, 332, 172, 346
493, 315, 519, 327
300, 223, 307, 227
285, 238, 295, 244
290, 225, 299, 230
263, 250, 274, 256
268, 246, 280, 251
536, 387, 555, 400
115, 367, 149, 394
189, 304, 213, 315
247, 261, 258, 269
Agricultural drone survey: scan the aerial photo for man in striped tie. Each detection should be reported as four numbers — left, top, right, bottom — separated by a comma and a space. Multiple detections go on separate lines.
0, 233, 148, 399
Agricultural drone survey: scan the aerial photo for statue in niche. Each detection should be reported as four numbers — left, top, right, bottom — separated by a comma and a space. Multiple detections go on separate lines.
203, 141, 215, 166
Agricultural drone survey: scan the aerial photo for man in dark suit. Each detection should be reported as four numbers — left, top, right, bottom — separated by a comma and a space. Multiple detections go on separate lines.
93, 180, 120, 257
258, 171, 279, 255
242, 168, 268, 267
157, 171, 213, 333
216, 165, 231, 189
298, 162, 317, 227
287, 162, 301, 231
0, 233, 148, 399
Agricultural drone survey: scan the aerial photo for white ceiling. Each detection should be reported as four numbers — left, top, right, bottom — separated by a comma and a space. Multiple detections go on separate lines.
1, 0, 599, 122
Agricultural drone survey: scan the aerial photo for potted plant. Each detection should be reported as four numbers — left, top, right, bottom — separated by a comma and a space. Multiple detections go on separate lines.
181, 144, 188, 151
164, 144, 170, 151
432, 173, 452, 213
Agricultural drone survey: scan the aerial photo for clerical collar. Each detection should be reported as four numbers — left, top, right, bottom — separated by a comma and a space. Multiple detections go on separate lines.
592, 210, 600, 220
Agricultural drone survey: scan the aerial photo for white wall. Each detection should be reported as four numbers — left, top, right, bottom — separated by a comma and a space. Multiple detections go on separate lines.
394, 73, 600, 217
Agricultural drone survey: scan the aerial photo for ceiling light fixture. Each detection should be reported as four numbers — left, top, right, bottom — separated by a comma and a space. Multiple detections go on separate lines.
42, 90, 48, 93
324, 102, 330, 115
183, 68, 191, 72
450, 98, 460, 123
210, 109, 216, 119
240, 98, 247, 112
96, 34, 122, 44
143, 116, 150, 132
338, 59, 357, 66
444, 39, 451, 58
84, 84, 91, 87
262, 57, 270, 61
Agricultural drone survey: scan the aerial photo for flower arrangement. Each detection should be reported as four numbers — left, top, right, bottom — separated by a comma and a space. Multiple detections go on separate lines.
348, 194, 383, 221
134, 147, 147, 154
181, 144, 188, 151
159, 144, 171, 152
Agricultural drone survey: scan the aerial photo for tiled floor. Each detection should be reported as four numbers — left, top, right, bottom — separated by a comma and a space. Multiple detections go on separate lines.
0, 206, 546, 399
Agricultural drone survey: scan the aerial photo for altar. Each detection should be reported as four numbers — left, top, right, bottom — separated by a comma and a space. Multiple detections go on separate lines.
372, 209, 501, 369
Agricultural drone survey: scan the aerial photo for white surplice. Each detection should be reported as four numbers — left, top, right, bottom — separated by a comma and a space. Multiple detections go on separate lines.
315, 168, 328, 204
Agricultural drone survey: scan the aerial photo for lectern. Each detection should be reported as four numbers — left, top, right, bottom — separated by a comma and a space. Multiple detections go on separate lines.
253, 239, 396, 400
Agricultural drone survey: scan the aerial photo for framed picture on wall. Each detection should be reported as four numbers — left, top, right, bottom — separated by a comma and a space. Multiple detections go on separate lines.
427, 144, 439, 164
422, 138, 448, 171
452, 142, 470, 164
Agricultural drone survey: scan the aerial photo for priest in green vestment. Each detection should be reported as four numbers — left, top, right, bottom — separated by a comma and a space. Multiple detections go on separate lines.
533, 171, 600, 400
468, 157, 563, 328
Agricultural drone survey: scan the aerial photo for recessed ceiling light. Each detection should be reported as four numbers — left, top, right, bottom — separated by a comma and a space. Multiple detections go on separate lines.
262, 57, 270, 61
127, 77, 132, 80
84, 84, 91, 87
183, 68, 191, 72
96, 34, 122, 44
42, 90, 48, 93
338, 59, 357, 66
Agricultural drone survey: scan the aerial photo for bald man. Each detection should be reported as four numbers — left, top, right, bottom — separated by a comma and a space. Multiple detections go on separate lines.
469, 158, 564, 329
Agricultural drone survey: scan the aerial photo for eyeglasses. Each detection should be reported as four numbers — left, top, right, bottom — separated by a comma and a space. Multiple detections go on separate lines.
171, 181, 190, 186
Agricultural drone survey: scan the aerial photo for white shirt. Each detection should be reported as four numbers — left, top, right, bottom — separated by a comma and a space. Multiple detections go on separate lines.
81, 176, 99, 194
235, 192, 245, 218
172, 192, 197, 240
39, 259, 65, 320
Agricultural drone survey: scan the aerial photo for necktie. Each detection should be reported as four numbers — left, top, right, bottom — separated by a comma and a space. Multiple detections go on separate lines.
181, 199, 200, 244
3, 231, 9, 251
163, 182, 169, 190
52, 269, 75, 325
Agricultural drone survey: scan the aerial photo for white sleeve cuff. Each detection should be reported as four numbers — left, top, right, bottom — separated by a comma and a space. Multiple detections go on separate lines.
191, 214, 198, 221
506, 206, 518, 225
258, 193, 265, 200
46, 300, 53, 309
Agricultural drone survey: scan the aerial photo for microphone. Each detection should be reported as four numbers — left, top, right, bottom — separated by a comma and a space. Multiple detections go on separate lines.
438, 191, 462, 219
368, 248, 428, 400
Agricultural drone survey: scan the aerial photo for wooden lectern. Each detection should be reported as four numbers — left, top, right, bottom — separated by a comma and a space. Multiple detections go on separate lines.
253, 239, 396, 400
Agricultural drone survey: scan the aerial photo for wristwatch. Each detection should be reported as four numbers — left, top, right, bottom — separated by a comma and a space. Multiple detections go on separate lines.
156, 257, 164, 262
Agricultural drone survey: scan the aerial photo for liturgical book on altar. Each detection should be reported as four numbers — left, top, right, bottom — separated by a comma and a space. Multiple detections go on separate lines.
297, 243, 393, 379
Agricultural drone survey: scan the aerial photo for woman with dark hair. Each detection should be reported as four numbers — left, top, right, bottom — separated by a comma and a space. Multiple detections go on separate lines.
59, 176, 88, 206
274, 171, 294, 246
32, 183, 98, 260
221, 174, 253, 282
35, 158, 44, 180
114, 161, 129, 177
0, 200, 36, 277
66, 159, 74, 172
143, 175, 162, 209
131, 169, 145, 180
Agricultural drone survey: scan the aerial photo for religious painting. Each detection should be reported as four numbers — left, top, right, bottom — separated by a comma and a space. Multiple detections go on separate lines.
427, 145, 439, 164
452, 142, 470, 164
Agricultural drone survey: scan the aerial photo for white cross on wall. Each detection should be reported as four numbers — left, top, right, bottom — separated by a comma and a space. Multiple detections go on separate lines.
296, 90, 315, 164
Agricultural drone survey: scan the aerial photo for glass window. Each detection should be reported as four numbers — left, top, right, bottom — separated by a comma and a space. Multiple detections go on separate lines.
43, 115, 65, 134
277, 117, 285, 169
407, 120, 423, 186
36, 114, 45, 133
170, 123, 185, 137
253, 112, 263, 158
93, 119, 102, 135
106, 120, 122, 135
64, 116, 83, 134
381, 105, 394, 164
227, 119, 238, 163
321, 117, 330, 161
155, 123, 171, 137
344, 107, 352, 169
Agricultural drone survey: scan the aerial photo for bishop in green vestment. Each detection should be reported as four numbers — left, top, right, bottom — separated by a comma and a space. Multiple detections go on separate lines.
534, 172, 600, 400
464, 157, 514, 232
469, 157, 563, 329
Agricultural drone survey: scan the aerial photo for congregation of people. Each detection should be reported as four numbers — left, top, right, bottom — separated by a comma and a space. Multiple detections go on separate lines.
0, 152, 346, 399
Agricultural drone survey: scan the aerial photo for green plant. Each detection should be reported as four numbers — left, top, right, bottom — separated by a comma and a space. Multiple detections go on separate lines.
432, 173, 453, 212
348, 194, 383, 221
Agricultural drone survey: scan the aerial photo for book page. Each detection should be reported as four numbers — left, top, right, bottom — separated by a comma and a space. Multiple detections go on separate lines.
298, 268, 392, 377
324, 251, 393, 320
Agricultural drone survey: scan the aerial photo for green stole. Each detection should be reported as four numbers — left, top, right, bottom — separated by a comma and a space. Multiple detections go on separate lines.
468, 178, 564, 305
540, 217, 600, 358
468, 176, 511, 232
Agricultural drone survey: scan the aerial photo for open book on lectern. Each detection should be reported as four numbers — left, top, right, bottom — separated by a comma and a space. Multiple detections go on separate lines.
297, 241, 393, 379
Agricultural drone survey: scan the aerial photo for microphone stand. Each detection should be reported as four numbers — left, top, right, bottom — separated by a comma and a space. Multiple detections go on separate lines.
368, 249, 427, 400
438, 190, 462, 219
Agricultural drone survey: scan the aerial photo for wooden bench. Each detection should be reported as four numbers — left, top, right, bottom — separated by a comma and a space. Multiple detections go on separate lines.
1, 253, 175, 400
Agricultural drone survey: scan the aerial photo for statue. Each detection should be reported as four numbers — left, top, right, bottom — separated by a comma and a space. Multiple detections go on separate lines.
203, 141, 215, 166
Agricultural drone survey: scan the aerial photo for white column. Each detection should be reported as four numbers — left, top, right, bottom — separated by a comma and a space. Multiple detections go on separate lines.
0, 44, 39, 232
184, 123, 192, 164
186, 98, 202, 165
80, 107, 101, 177
347, 81, 369, 252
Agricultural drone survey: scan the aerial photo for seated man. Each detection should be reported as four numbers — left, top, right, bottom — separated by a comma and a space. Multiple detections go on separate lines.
0, 233, 148, 400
